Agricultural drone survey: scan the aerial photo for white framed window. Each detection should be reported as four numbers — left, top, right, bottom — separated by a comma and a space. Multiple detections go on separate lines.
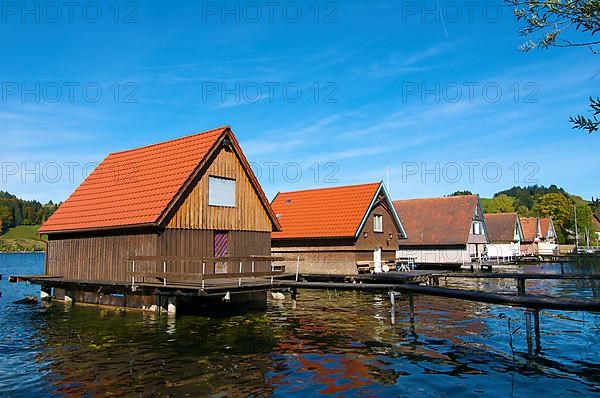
374, 215, 383, 233
208, 176, 236, 207
473, 221, 482, 235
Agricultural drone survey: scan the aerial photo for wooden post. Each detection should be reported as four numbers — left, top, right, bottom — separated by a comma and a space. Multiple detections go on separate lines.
525, 310, 533, 356
296, 256, 300, 282
389, 291, 396, 325
409, 293, 415, 324
131, 260, 136, 287
251, 260, 255, 274
517, 278, 526, 296
202, 262, 206, 290
533, 309, 541, 352
239, 261, 243, 286
291, 287, 297, 310
163, 261, 167, 286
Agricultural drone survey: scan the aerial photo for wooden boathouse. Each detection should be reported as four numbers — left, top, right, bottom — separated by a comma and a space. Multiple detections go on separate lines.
393, 195, 489, 268
270, 182, 406, 274
34, 126, 282, 311
520, 217, 559, 256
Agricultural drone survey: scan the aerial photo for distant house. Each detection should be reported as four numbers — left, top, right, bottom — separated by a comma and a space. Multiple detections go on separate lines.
520, 217, 541, 255
485, 213, 523, 258
593, 214, 600, 242
270, 182, 406, 275
393, 195, 488, 266
38, 126, 280, 308
538, 217, 559, 255
520, 217, 558, 255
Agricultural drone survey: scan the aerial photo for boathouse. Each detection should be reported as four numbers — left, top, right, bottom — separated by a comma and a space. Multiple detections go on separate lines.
485, 213, 523, 259
539, 217, 559, 255
520, 217, 558, 256
37, 126, 281, 308
520, 217, 541, 255
270, 182, 406, 274
393, 195, 489, 267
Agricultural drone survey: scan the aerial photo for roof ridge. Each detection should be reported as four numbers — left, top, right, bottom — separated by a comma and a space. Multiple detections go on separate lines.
394, 194, 478, 203
278, 181, 381, 195
109, 125, 229, 156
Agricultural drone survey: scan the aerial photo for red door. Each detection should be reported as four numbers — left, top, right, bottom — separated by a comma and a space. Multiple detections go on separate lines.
214, 231, 229, 274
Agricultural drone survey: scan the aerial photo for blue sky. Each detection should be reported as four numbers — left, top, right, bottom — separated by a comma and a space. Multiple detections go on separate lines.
1, 0, 598, 203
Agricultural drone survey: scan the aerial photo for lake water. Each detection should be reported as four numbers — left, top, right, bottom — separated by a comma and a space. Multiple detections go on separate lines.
1, 253, 599, 397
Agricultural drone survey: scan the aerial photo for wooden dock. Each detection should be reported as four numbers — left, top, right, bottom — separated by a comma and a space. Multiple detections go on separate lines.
279, 281, 600, 311
10, 270, 600, 313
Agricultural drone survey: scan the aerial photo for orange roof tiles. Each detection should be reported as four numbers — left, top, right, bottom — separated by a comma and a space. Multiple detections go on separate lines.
539, 217, 554, 238
271, 183, 382, 239
393, 195, 479, 246
486, 213, 519, 243
40, 126, 278, 234
520, 217, 540, 242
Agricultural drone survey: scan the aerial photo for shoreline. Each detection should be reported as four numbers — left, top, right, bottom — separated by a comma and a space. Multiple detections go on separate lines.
0, 251, 45, 254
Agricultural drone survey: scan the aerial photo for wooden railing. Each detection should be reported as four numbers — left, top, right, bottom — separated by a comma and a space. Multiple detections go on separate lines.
127, 255, 301, 289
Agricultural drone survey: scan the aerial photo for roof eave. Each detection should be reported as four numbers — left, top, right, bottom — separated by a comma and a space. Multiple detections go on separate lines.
40, 222, 159, 236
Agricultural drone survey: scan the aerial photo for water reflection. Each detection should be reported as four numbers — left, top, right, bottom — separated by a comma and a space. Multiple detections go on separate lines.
1, 254, 599, 397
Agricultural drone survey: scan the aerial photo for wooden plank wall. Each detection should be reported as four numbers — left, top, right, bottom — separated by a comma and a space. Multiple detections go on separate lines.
47, 233, 157, 282
158, 230, 272, 274
166, 148, 272, 232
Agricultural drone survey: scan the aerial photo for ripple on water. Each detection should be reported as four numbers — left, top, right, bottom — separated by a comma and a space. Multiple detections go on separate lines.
1, 254, 599, 396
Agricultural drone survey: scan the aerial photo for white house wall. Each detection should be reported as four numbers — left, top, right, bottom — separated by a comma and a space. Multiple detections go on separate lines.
487, 243, 520, 258
396, 248, 471, 264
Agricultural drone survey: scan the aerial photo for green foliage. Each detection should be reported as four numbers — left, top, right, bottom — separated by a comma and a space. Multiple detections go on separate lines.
507, 0, 599, 134
482, 194, 515, 213
483, 186, 594, 243
570, 97, 600, 134
495, 185, 567, 210
0, 191, 58, 236
0, 225, 46, 252
449, 190, 473, 196
508, 0, 600, 51
2, 225, 43, 240
534, 192, 573, 232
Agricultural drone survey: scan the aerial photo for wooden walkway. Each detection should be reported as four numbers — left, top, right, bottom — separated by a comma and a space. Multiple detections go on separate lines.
439, 272, 600, 280
280, 281, 600, 311
11, 271, 600, 312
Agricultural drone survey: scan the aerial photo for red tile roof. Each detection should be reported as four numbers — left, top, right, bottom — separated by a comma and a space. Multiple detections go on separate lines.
539, 217, 554, 238
40, 126, 278, 234
271, 183, 384, 239
520, 217, 539, 242
485, 213, 518, 243
393, 195, 480, 246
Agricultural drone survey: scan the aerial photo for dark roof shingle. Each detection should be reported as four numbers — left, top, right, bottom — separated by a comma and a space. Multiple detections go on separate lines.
393, 195, 479, 246
486, 213, 518, 243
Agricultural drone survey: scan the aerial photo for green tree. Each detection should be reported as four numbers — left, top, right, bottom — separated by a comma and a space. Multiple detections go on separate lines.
483, 194, 516, 213
534, 192, 572, 230
449, 190, 473, 196
508, 0, 600, 133
567, 197, 594, 243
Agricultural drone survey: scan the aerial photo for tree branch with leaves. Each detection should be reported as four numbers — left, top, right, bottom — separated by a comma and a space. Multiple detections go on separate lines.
508, 0, 599, 133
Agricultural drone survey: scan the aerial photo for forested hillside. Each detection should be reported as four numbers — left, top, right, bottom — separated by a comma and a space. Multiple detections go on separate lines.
0, 191, 59, 235
478, 185, 597, 244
